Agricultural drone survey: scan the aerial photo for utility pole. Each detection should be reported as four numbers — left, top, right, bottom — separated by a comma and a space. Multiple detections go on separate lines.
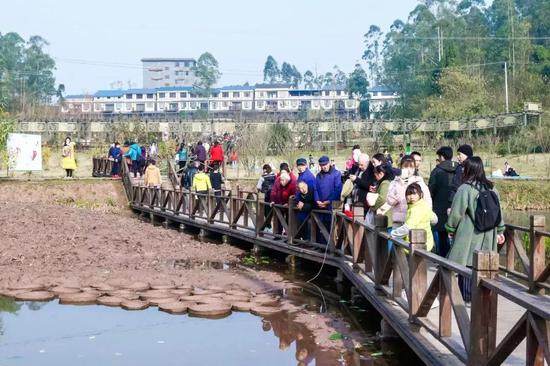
437, 27, 442, 63
504, 61, 510, 113
333, 85, 337, 157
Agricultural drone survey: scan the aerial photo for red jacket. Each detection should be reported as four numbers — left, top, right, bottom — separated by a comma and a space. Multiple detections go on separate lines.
270, 175, 297, 205
210, 144, 224, 162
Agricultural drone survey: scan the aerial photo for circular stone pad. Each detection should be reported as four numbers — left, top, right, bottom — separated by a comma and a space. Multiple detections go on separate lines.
14, 291, 55, 301
188, 303, 232, 318
121, 300, 149, 310
59, 292, 98, 305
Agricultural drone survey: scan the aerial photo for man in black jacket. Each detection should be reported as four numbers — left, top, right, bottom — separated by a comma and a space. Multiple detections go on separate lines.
349, 154, 371, 218
428, 146, 457, 257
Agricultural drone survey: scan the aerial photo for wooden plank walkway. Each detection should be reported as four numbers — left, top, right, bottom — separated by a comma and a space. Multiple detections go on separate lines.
115, 159, 550, 366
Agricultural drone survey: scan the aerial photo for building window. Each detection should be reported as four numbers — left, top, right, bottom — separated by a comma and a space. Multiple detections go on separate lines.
169, 92, 176, 98
210, 102, 217, 109
190, 102, 197, 108
190, 92, 197, 98
146, 102, 154, 109
159, 93, 165, 98
164, 66, 169, 70
244, 92, 250, 98
337, 91, 342, 96
175, 62, 180, 67
211, 93, 219, 98
136, 94, 143, 99
233, 92, 240, 98
324, 91, 330, 96
165, 75, 169, 79
126, 94, 132, 99
180, 102, 187, 109
244, 101, 251, 108
222, 101, 228, 108
180, 92, 187, 98
147, 94, 154, 99
185, 71, 189, 76
184, 61, 190, 67
222, 92, 229, 98
257, 101, 265, 108
267, 91, 277, 98
324, 100, 331, 108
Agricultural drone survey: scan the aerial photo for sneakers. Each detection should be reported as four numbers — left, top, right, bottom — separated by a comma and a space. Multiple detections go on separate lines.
264, 227, 273, 233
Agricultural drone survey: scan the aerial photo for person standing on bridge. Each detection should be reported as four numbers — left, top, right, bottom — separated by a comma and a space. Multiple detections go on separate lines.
210, 141, 224, 168
195, 141, 207, 165
110, 142, 122, 178
315, 155, 342, 244
428, 146, 457, 257
269, 171, 296, 238
446, 156, 505, 302
143, 159, 161, 188
449, 144, 473, 203
295, 158, 318, 235
124, 141, 142, 178
177, 142, 188, 171
61, 136, 77, 178
381, 155, 432, 236
349, 153, 370, 218
257, 164, 276, 233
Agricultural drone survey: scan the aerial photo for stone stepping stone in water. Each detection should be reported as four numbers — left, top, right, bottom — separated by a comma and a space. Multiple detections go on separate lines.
222, 295, 251, 303
188, 303, 232, 318
232, 302, 253, 312
97, 296, 125, 307
89, 283, 119, 292
59, 292, 98, 305
250, 306, 283, 316
107, 290, 139, 300
191, 288, 222, 296
147, 297, 179, 306
14, 291, 56, 302
158, 301, 194, 314
9, 283, 46, 292
251, 297, 280, 307
225, 290, 252, 297
180, 295, 227, 304
170, 289, 191, 296
50, 287, 82, 296
0, 289, 26, 298
125, 282, 150, 292
121, 300, 149, 311
139, 290, 173, 300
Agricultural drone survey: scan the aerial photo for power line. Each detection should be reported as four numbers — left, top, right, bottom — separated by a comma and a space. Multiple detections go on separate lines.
396, 36, 550, 40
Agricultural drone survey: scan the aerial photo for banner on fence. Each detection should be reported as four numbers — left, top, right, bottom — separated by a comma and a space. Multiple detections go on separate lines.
6, 133, 42, 171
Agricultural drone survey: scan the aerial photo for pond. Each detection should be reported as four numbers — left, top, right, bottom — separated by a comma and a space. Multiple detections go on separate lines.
504, 210, 550, 227
0, 298, 340, 366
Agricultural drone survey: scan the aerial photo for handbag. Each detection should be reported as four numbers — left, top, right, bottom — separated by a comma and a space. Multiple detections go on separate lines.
366, 192, 379, 207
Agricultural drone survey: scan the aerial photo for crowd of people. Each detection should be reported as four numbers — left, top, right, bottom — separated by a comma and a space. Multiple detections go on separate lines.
101, 135, 505, 303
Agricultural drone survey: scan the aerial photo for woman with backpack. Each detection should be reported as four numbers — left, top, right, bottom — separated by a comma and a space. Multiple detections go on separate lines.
446, 156, 505, 301
257, 164, 276, 232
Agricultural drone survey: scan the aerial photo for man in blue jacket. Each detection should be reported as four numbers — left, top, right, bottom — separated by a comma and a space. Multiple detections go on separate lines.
294, 158, 318, 241
316, 155, 342, 244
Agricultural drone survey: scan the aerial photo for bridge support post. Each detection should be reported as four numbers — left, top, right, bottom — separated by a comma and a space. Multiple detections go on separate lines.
408, 229, 427, 322
162, 219, 171, 229
252, 244, 263, 256
285, 255, 297, 269
149, 213, 155, 225
529, 215, 546, 294
335, 269, 344, 283
469, 251, 498, 365
178, 223, 187, 232
222, 234, 230, 244
198, 228, 208, 240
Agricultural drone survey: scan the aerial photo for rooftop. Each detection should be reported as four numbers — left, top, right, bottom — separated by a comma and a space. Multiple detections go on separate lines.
141, 58, 196, 63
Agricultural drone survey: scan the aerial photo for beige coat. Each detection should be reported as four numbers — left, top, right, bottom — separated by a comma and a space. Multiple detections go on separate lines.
144, 165, 161, 187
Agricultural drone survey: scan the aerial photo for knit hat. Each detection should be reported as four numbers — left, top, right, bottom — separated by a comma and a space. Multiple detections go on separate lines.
296, 158, 307, 166
318, 155, 330, 165
457, 144, 473, 158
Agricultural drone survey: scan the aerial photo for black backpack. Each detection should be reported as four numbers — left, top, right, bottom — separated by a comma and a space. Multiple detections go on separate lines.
261, 174, 275, 194
469, 184, 501, 232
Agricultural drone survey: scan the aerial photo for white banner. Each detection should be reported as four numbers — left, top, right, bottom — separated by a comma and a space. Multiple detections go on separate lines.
7, 133, 42, 171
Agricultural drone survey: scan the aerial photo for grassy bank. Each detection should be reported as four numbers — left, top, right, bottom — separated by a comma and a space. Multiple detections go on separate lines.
494, 180, 550, 211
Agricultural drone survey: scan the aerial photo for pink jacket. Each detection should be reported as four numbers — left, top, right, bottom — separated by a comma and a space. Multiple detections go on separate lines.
386, 175, 432, 224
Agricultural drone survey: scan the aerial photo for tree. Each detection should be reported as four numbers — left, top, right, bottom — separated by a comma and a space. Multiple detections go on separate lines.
263, 55, 280, 83
346, 64, 369, 98
303, 70, 315, 89
192, 52, 221, 93
281, 62, 293, 84
290, 65, 302, 88
362, 25, 384, 83
56, 84, 65, 104
333, 66, 348, 86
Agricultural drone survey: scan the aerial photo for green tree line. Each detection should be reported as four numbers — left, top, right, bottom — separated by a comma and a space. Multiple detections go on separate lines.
365, 0, 550, 119
0, 32, 61, 114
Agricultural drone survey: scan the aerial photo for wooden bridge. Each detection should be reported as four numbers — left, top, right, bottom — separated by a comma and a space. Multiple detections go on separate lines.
110, 157, 549, 366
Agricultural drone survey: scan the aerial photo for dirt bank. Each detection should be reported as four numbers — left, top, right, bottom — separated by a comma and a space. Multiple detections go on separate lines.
0, 180, 368, 357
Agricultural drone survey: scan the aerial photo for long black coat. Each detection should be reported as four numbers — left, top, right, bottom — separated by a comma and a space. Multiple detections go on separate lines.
428, 159, 457, 231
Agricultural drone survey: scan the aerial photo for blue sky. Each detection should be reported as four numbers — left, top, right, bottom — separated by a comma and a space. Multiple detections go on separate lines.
0, 0, 419, 94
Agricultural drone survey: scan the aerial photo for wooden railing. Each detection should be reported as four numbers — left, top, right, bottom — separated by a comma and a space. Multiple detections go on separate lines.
92, 157, 113, 177
124, 179, 549, 366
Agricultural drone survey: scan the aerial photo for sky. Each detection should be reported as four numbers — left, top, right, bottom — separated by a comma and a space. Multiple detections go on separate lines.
0, 0, 420, 95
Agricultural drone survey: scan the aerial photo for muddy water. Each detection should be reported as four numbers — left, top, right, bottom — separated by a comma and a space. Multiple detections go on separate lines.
0, 298, 340, 366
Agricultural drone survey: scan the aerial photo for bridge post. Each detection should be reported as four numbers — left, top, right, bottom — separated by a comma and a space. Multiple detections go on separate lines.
408, 229, 427, 322
374, 215, 389, 290
178, 223, 186, 232
529, 215, 546, 294
469, 250, 498, 365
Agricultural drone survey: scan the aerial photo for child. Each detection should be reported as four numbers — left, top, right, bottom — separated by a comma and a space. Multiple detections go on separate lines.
143, 160, 161, 188
391, 182, 437, 252
295, 181, 316, 240
192, 164, 212, 194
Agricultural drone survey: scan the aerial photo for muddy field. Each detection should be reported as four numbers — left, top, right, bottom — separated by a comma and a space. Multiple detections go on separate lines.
0, 180, 368, 354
